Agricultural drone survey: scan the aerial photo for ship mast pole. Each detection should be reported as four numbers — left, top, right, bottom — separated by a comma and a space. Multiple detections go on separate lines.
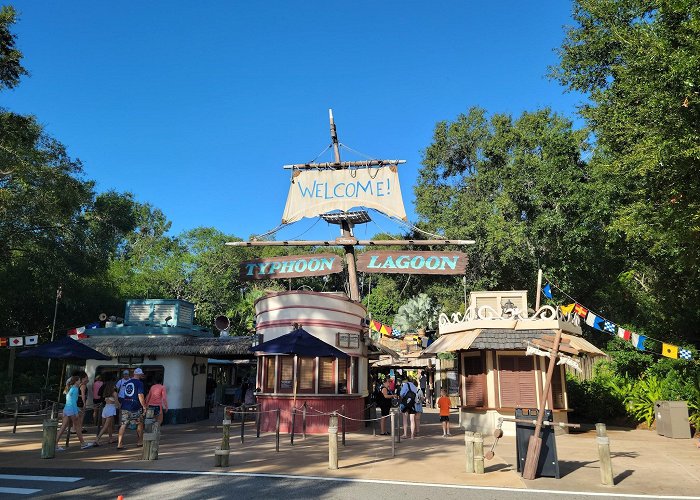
329, 109, 361, 302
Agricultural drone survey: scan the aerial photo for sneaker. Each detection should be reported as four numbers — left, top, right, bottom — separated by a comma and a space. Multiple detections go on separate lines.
446, 433, 452, 436
81, 442, 95, 449
55, 445, 65, 451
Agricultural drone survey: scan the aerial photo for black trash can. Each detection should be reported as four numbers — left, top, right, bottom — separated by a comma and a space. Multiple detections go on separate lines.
515, 408, 560, 479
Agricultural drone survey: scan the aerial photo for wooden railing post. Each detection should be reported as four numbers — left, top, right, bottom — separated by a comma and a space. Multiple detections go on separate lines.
464, 431, 475, 473
328, 413, 338, 470
596, 423, 614, 486
474, 432, 484, 474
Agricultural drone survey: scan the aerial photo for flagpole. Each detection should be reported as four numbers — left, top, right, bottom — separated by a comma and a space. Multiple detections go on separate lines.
45, 286, 62, 389
535, 269, 543, 311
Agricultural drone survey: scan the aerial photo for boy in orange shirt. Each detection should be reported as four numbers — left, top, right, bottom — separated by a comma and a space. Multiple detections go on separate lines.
437, 389, 451, 437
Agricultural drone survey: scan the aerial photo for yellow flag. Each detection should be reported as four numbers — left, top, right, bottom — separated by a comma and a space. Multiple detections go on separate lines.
560, 303, 576, 315
662, 343, 678, 359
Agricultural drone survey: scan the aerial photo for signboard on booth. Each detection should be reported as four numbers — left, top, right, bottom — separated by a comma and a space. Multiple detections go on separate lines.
240, 253, 343, 280
356, 251, 468, 275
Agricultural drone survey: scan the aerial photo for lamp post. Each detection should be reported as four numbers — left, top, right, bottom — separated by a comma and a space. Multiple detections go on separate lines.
45, 286, 62, 388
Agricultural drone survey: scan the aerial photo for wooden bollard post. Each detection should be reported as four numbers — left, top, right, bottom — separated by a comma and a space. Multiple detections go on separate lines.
142, 408, 155, 460
240, 406, 246, 444
275, 409, 280, 452
302, 403, 307, 440
464, 431, 475, 473
328, 413, 338, 470
473, 432, 485, 474
596, 423, 614, 486
215, 419, 231, 467
290, 408, 296, 445
13, 400, 19, 434
256, 405, 261, 438
390, 411, 396, 457
340, 405, 346, 447
41, 419, 58, 459
148, 422, 161, 460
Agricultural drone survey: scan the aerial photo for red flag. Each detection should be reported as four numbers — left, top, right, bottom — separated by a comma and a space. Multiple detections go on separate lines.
0, 338, 7, 347
574, 304, 588, 318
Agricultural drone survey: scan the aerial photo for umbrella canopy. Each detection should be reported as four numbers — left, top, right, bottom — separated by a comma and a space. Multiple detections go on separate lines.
250, 328, 349, 358
18, 335, 111, 360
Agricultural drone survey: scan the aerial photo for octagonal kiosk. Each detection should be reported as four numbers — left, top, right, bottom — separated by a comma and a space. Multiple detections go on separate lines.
253, 290, 368, 433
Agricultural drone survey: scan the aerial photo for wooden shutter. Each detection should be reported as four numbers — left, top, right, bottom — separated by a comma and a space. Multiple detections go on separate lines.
550, 363, 565, 409
499, 355, 536, 408
298, 357, 315, 392
319, 358, 335, 393
264, 356, 275, 393
462, 355, 485, 407
279, 356, 293, 393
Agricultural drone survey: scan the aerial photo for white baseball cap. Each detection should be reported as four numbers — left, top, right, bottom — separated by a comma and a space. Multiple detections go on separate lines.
134, 368, 144, 375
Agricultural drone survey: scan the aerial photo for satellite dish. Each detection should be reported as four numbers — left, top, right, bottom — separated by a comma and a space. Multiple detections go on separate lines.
99, 312, 107, 321
214, 315, 230, 333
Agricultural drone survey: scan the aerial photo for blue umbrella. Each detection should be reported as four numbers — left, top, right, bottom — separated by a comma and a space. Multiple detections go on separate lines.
18, 336, 111, 360
250, 328, 349, 358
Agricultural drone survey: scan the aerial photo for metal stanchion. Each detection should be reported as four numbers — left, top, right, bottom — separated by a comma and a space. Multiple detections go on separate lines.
256, 405, 261, 438
275, 408, 280, 452
302, 402, 307, 440
240, 406, 246, 444
290, 407, 296, 445
390, 412, 396, 457
340, 405, 346, 447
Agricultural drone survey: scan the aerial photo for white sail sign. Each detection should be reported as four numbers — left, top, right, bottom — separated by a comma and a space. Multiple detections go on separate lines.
281, 166, 407, 224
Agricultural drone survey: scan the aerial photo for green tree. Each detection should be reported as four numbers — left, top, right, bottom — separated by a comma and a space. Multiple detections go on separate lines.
552, 0, 700, 341
414, 107, 617, 320
0, 5, 28, 91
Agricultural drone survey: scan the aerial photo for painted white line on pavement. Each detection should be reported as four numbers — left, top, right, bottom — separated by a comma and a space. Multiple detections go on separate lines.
0, 474, 83, 482
0, 487, 42, 495
109, 469, 700, 500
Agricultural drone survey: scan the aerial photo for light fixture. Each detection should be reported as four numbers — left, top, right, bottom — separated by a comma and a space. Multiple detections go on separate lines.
164, 315, 173, 326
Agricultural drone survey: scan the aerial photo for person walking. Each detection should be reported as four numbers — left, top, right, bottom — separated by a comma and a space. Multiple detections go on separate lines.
117, 367, 147, 450
55, 376, 94, 450
414, 384, 424, 436
74, 371, 89, 433
399, 377, 418, 439
376, 378, 395, 435
145, 373, 168, 425
437, 388, 451, 436
92, 375, 104, 430
95, 381, 119, 445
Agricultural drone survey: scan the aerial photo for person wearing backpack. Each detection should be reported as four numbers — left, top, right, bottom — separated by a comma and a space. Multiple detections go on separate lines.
399, 377, 418, 439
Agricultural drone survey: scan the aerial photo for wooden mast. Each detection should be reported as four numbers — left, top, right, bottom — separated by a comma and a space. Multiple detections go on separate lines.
329, 109, 361, 302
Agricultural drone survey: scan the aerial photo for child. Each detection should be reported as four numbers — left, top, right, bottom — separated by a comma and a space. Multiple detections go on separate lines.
437, 389, 451, 437
95, 381, 119, 445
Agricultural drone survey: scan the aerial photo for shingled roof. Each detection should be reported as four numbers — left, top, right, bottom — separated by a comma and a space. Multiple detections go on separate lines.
469, 329, 554, 350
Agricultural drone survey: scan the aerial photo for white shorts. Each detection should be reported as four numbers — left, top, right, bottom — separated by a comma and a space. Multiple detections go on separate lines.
102, 405, 117, 418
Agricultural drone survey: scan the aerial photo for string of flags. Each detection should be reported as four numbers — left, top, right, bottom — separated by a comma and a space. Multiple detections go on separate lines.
543, 279, 694, 361
370, 320, 397, 337
0, 336, 39, 348
67, 322, 100, 340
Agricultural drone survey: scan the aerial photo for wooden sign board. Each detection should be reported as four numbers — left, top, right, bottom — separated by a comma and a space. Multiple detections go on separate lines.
337, 332, 361, 349
356, 251, 468, 275
240, 253, 342, 280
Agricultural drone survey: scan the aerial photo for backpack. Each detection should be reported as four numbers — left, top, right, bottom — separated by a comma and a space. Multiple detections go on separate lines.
401, 384, 416, 408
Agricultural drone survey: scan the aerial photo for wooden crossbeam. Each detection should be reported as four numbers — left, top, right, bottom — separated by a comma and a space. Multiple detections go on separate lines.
531, 338, 580, 356
226, 239, 476, 247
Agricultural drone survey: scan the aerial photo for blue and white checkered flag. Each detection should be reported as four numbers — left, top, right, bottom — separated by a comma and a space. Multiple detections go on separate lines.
679, 348, 692, 360
603, 320, 616, 334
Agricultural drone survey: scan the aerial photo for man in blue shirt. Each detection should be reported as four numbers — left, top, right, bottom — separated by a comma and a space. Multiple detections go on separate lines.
117, 367, 147, 449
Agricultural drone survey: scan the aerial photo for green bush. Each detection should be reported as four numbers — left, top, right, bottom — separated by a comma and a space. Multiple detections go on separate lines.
566, 373, 628, 423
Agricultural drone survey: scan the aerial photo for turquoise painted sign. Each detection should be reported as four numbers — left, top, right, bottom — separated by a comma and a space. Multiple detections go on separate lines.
240, 253, 342, 280
356, 251, 468, 275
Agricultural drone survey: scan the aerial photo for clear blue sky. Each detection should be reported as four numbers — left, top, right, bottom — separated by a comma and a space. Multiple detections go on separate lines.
3, 1, 582, 241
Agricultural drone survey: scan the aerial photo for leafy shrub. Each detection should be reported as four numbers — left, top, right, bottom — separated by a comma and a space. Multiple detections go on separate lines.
626, 374, 664, 427
566, 373, 628, 423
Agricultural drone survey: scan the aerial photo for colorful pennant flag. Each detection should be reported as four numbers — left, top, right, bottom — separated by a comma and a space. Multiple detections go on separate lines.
67, 326, 86, 336
9, 337, 23, 347
679, 348, 692, 360
617, 327, 631, 340
662, 343, 678, 359
560, 303, 575, 315
602, 320, 616, 334
0, 338, 6, 347
585, 311, 598, 327
632, 333, 646, 350
542, 283, 553, 299
574, 304, 588, 318
24, 335, 38, 345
